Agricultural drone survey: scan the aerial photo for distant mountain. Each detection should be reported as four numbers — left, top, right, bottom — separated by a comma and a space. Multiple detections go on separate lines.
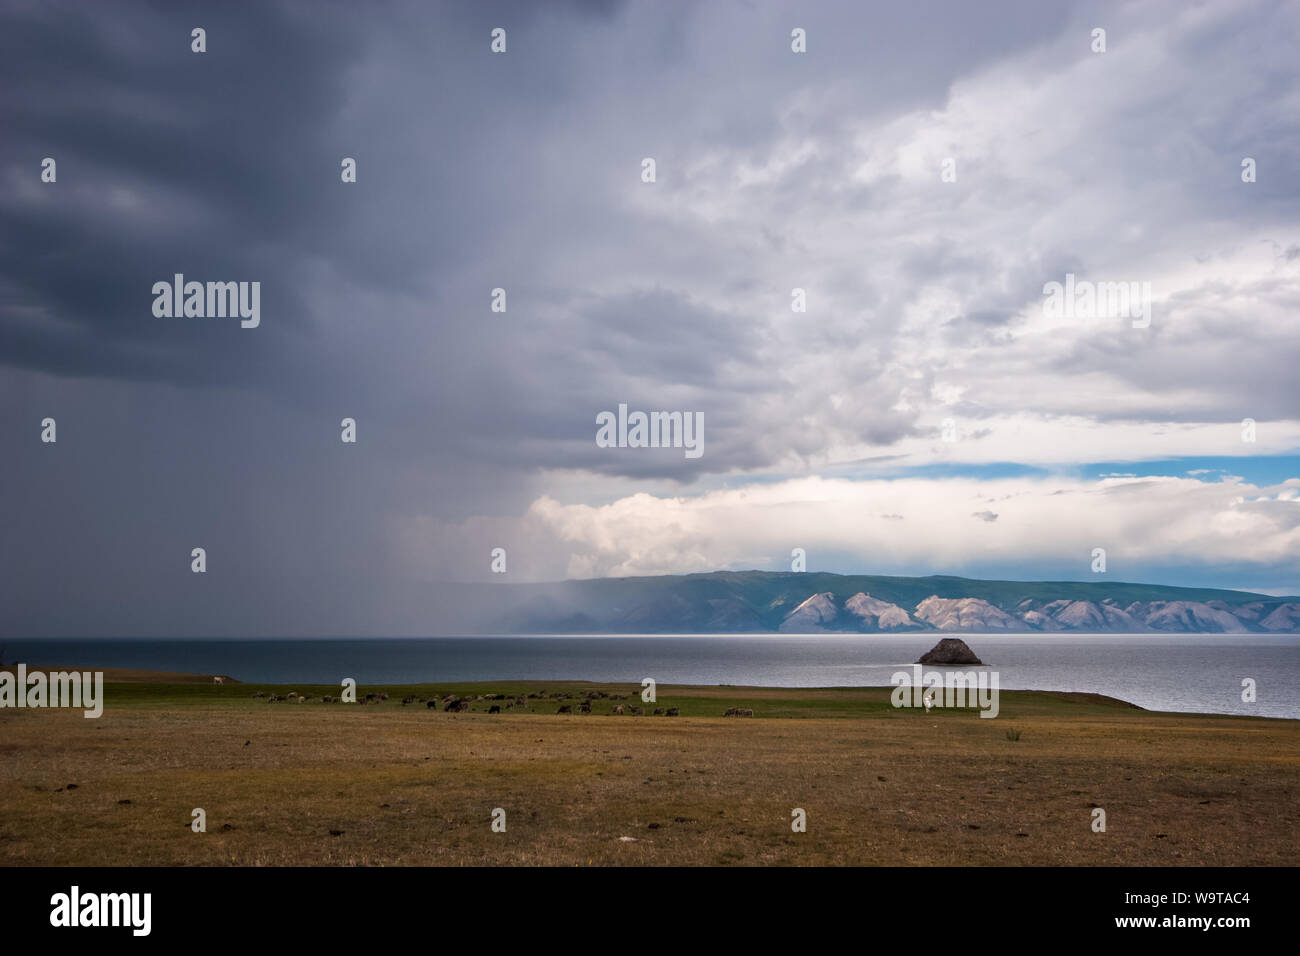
488, 570, 1300, 634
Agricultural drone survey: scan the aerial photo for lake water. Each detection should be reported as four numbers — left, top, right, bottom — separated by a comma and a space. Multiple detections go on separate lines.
6, 634, 1298, 719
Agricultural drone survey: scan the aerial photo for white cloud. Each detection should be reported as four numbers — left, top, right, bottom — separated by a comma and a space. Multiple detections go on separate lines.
455, 473, 1300, 582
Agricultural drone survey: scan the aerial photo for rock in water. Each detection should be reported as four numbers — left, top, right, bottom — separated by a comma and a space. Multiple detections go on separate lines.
917, 638, 984, 665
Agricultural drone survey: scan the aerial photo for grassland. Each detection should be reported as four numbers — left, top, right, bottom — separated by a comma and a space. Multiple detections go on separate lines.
1, 669, 1297, 866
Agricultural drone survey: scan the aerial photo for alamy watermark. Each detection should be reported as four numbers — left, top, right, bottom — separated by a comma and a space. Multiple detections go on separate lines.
50, 886, 150, 936
596, 403, 703, 459
0, 664, 103, 718
890, 664, 1000, 718
152, 274, 260, 328
1042, 273, 1150, 328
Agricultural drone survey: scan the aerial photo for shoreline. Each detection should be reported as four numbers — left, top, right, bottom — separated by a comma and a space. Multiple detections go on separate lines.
7, 664, 1300, 723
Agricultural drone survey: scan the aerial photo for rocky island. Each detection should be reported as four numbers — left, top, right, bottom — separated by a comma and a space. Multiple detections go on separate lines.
916, 638, 985, 665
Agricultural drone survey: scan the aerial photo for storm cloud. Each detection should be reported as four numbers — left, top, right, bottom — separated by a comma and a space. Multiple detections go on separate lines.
2, 0, 1298, 635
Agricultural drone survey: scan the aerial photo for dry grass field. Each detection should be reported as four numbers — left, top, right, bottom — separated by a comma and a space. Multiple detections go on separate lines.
2, 670, 1297, 866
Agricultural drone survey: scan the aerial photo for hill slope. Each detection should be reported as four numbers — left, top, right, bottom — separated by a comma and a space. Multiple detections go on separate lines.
490, 570, 1300, 634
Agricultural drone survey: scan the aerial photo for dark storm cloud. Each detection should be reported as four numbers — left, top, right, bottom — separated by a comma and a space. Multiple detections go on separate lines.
0, 2, 361, 385
0, 0, 1071, 421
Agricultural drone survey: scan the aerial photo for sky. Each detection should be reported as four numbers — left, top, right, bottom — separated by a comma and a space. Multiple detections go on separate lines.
2, 0, 1298, 636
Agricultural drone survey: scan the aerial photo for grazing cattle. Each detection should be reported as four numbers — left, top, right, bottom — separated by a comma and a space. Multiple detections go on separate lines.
426, 700, 438, 709
213, 676, 225, 685
653, 708, 665, 716
379, 693, 389, 701
556, 704, 572, 714
578, 701, 592, 714
665, 707, 679, 716
488, 705, 501, 714
629, 706, 644, 716
723, 707, 754, 717
444, 698, 468, 713
612, 705, 625, 715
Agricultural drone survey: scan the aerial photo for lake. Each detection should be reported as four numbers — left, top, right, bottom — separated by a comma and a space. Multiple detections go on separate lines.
6, 634, 1297, 719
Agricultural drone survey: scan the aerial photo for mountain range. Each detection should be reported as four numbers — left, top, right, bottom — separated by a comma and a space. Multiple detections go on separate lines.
488, 570, 1300, 634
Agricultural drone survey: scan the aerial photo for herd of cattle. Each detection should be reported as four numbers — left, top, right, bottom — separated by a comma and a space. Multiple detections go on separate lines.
247, 688, 756, 716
